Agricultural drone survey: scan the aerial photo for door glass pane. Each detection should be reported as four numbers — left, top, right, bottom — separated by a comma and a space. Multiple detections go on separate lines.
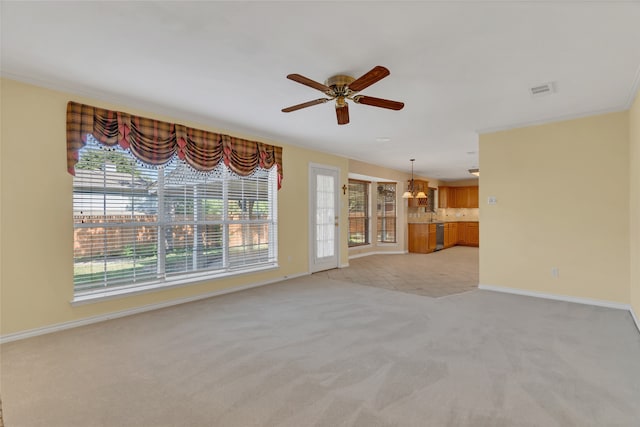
316, 174, 335, 258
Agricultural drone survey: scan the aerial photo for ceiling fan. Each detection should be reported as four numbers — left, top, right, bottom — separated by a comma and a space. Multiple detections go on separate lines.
281, 65, 404, 125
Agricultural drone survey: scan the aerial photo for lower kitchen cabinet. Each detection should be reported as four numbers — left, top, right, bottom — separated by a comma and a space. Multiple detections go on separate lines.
466, 222, 479, 246
443, 222, 458, 248
457, 222, 468, 245
428, 224, 436, 251
408, 223, 430, 253
457, 222, 479, 247
449, 223, 458, 247
408, 221, 478, 253
408, 223, 437, 253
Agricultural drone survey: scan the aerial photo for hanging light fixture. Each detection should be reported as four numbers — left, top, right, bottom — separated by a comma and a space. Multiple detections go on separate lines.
402, 159, 428, 199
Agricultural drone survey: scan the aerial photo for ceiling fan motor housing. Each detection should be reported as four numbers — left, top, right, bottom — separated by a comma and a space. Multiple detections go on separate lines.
325, 75, 356, 95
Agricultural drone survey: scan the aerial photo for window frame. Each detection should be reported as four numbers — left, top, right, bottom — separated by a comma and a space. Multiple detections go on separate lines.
348, 179, 371, 247
72, 141, 278, 303
376, 182, 397, 244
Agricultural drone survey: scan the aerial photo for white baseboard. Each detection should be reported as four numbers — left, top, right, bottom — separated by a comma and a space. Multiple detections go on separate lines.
349, 250, 407, 260
339, 263, 350, 268
478, 284, 631, 311
0, 272, 309, 344
5, 277, 636, 344
631, 306, 640, 333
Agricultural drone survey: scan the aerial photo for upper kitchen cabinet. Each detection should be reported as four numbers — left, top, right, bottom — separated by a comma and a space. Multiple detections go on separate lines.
438, 186, 451, 208
438, 186, 479, 209
468, 186, 479, 208
454, 187, 470, 207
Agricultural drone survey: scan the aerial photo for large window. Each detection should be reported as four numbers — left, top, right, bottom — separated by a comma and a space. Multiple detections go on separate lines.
348, 180, 370, 247
73, 137, 278, 298
376, 183, 397, 243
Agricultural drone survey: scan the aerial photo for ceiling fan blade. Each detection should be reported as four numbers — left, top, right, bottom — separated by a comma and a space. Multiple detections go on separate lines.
282, 98, 330, 113
348, 66, 390, 92
336, 104, 349, 125
286, 74, 332, 93
353, 95, 404, 111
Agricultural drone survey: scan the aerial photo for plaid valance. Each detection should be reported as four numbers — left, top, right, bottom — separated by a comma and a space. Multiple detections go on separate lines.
66, 101, 283, 188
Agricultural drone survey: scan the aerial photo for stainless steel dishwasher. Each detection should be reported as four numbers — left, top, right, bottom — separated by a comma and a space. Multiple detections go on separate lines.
435, 223, 444, 251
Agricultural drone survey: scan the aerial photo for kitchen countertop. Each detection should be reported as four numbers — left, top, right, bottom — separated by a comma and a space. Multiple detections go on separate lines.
408, 219, 479, 224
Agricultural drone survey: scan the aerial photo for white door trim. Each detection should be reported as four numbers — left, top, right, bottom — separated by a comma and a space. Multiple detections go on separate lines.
308, 163, 341, 273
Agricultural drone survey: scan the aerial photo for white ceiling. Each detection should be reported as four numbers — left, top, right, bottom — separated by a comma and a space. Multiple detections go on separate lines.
2, 1, 639, 181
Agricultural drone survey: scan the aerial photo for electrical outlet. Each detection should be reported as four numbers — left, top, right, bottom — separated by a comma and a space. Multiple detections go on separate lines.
551, 267, 559, 278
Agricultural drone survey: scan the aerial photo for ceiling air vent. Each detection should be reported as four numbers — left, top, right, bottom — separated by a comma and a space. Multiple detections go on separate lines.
530, 82, 556, 97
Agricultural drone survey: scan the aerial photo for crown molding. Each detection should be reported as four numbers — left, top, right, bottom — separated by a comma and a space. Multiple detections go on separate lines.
0, 70, 276, 145
476, 105, 629, 135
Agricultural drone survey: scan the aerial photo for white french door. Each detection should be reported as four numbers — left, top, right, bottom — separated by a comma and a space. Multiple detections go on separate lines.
309, 164, 340, 273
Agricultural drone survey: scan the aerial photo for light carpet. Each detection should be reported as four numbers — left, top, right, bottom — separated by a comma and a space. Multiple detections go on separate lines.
1, 275, 639, 426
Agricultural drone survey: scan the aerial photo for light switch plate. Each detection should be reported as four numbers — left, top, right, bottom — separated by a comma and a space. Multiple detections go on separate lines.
488, 196, 497, 205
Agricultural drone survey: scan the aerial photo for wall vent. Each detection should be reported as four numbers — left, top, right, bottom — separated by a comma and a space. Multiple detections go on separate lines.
530, 82, 556, 97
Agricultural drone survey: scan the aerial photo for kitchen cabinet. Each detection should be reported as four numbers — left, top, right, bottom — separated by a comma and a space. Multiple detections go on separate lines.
428, 223, 436, 250
457, 222, 479, 247
408, 221, 478, 253
408, 223, 430, 253
468, 186, 479, 208
457, 222, 468, 244
408, 223, 437, 253
443, 224, 450, 248
438, 186, 478, 209
450, 223, 458, 247
466, 223, 479, 246
438, 187, 452, 208
443, 222, 458, 248
454, 187, 468, 208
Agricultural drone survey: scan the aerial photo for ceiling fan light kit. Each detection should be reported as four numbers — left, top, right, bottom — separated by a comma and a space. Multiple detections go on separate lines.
282, 65, 404, 125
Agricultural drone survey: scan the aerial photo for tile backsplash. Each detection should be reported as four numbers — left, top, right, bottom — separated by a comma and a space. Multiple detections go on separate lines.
408, 207, 479, 222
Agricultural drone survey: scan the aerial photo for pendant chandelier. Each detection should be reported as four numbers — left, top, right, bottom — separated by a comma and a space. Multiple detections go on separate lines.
402, 159, 427, 199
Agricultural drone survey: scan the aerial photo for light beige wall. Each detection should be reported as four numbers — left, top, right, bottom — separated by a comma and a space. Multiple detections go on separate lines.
0, 78, 349, 336
0, 79, 3, 330
479, 111, 630, 304
349, 159, 441, 190
349, 159, 409, 182
630, 89, 640, 319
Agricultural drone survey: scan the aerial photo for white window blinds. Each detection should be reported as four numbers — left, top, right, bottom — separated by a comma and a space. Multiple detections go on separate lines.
73, 137, 277, 296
